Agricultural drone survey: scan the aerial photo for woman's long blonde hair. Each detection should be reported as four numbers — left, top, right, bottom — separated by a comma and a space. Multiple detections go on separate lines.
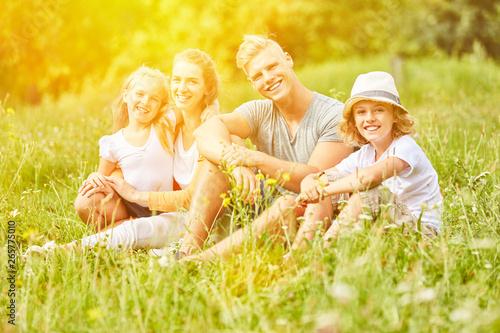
112, 65, 174, 153
172, 49, 220, 136
173, 49, 219, 108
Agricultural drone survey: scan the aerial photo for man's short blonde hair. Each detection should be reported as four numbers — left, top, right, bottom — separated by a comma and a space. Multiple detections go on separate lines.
236, 35, 284, 71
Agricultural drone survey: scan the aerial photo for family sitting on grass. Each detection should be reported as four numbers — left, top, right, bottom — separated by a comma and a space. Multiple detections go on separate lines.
28, 35, 442, 263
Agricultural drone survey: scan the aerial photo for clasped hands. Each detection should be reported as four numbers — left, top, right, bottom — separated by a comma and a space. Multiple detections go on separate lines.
295, 172, 330, 207
221, 144, 262, 204
78, 172, 137, 203
221, 143, 259, 168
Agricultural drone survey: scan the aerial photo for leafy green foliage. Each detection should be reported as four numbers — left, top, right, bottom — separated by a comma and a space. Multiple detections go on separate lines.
1, 0, 499, 105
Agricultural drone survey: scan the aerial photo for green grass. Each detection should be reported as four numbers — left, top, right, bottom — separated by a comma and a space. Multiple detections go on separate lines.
1, 56, 500, 332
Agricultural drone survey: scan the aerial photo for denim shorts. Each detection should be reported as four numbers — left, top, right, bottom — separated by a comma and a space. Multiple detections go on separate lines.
122, 199, 164, 218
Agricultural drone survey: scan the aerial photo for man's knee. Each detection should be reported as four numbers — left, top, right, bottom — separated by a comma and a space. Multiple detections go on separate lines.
276, 194, 296, 207
272, 195, 299, 215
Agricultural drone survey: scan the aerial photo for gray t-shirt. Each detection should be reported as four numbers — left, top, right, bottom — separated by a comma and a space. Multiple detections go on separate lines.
235, 92, 343, 165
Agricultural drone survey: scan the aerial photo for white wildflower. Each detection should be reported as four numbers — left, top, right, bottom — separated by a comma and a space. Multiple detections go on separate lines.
276, 318, 287, 325
158, 256, 169, 268
358, 214, 373, 221
328, 282, 358, 303
415, 288, 437, 303
450, 308, 472, 323
10, 209, 20, 218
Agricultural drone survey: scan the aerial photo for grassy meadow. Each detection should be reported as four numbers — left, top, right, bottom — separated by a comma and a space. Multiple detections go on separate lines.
1, 55, 500, 332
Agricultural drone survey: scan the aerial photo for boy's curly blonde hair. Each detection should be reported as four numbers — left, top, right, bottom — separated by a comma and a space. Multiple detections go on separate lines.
338, 103, 416, 147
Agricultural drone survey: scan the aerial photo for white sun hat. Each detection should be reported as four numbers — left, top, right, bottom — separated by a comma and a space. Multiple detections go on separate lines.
343, 71, 409, 119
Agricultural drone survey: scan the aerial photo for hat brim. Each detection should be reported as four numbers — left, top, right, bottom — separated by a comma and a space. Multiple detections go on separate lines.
343, 96, 410, 119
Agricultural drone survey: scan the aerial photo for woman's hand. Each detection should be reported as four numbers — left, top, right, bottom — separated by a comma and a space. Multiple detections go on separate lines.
105, 176, 150, 206
79, 183, 116, 202
105, 176, 138, 202
87, 172, 108, 188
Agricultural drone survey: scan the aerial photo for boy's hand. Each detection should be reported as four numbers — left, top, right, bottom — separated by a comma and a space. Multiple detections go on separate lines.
296, 173, 329, 206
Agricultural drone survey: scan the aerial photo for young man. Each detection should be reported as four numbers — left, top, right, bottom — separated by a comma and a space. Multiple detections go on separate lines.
179, 35, 352, 258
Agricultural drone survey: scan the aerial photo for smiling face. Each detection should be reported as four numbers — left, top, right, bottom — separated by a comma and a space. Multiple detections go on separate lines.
123, 76, 164, 126
244, 45, 294, 103
353, 100, 396, 151
171, 61, 207, 114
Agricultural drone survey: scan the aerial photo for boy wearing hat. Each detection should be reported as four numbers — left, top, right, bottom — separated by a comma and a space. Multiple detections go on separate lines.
294, 71, 442, 247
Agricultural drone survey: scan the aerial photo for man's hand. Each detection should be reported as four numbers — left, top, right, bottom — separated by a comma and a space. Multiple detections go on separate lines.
222, 144, 260, 168
230, 166, 261, 204
200, 105, 219, 122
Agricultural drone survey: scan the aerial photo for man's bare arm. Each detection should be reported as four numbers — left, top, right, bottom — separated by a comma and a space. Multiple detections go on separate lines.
255, 141, 352, 193
194, 112, 251, 163
223, 141, 352, 193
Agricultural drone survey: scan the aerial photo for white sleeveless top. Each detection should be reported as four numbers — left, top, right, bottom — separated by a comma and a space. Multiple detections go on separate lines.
173, 130, 199, 190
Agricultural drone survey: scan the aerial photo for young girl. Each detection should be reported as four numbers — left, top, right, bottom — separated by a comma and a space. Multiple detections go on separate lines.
294, 71, 442, 247
75, 66, 175, 231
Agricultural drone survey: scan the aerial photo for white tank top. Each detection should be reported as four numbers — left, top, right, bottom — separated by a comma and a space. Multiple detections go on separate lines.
173, 130, 199, 189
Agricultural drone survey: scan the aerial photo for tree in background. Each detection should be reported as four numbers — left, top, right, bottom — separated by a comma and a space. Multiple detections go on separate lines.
1, 0, 499, 105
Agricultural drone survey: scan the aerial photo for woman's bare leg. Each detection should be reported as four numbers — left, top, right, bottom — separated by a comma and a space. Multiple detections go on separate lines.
179, 160, 228, 255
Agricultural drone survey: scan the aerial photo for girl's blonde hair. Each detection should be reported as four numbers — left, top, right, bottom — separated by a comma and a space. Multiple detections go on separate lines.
173, 49, 219, 108
113, 65, 174, 153
338, 103, 416, 147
